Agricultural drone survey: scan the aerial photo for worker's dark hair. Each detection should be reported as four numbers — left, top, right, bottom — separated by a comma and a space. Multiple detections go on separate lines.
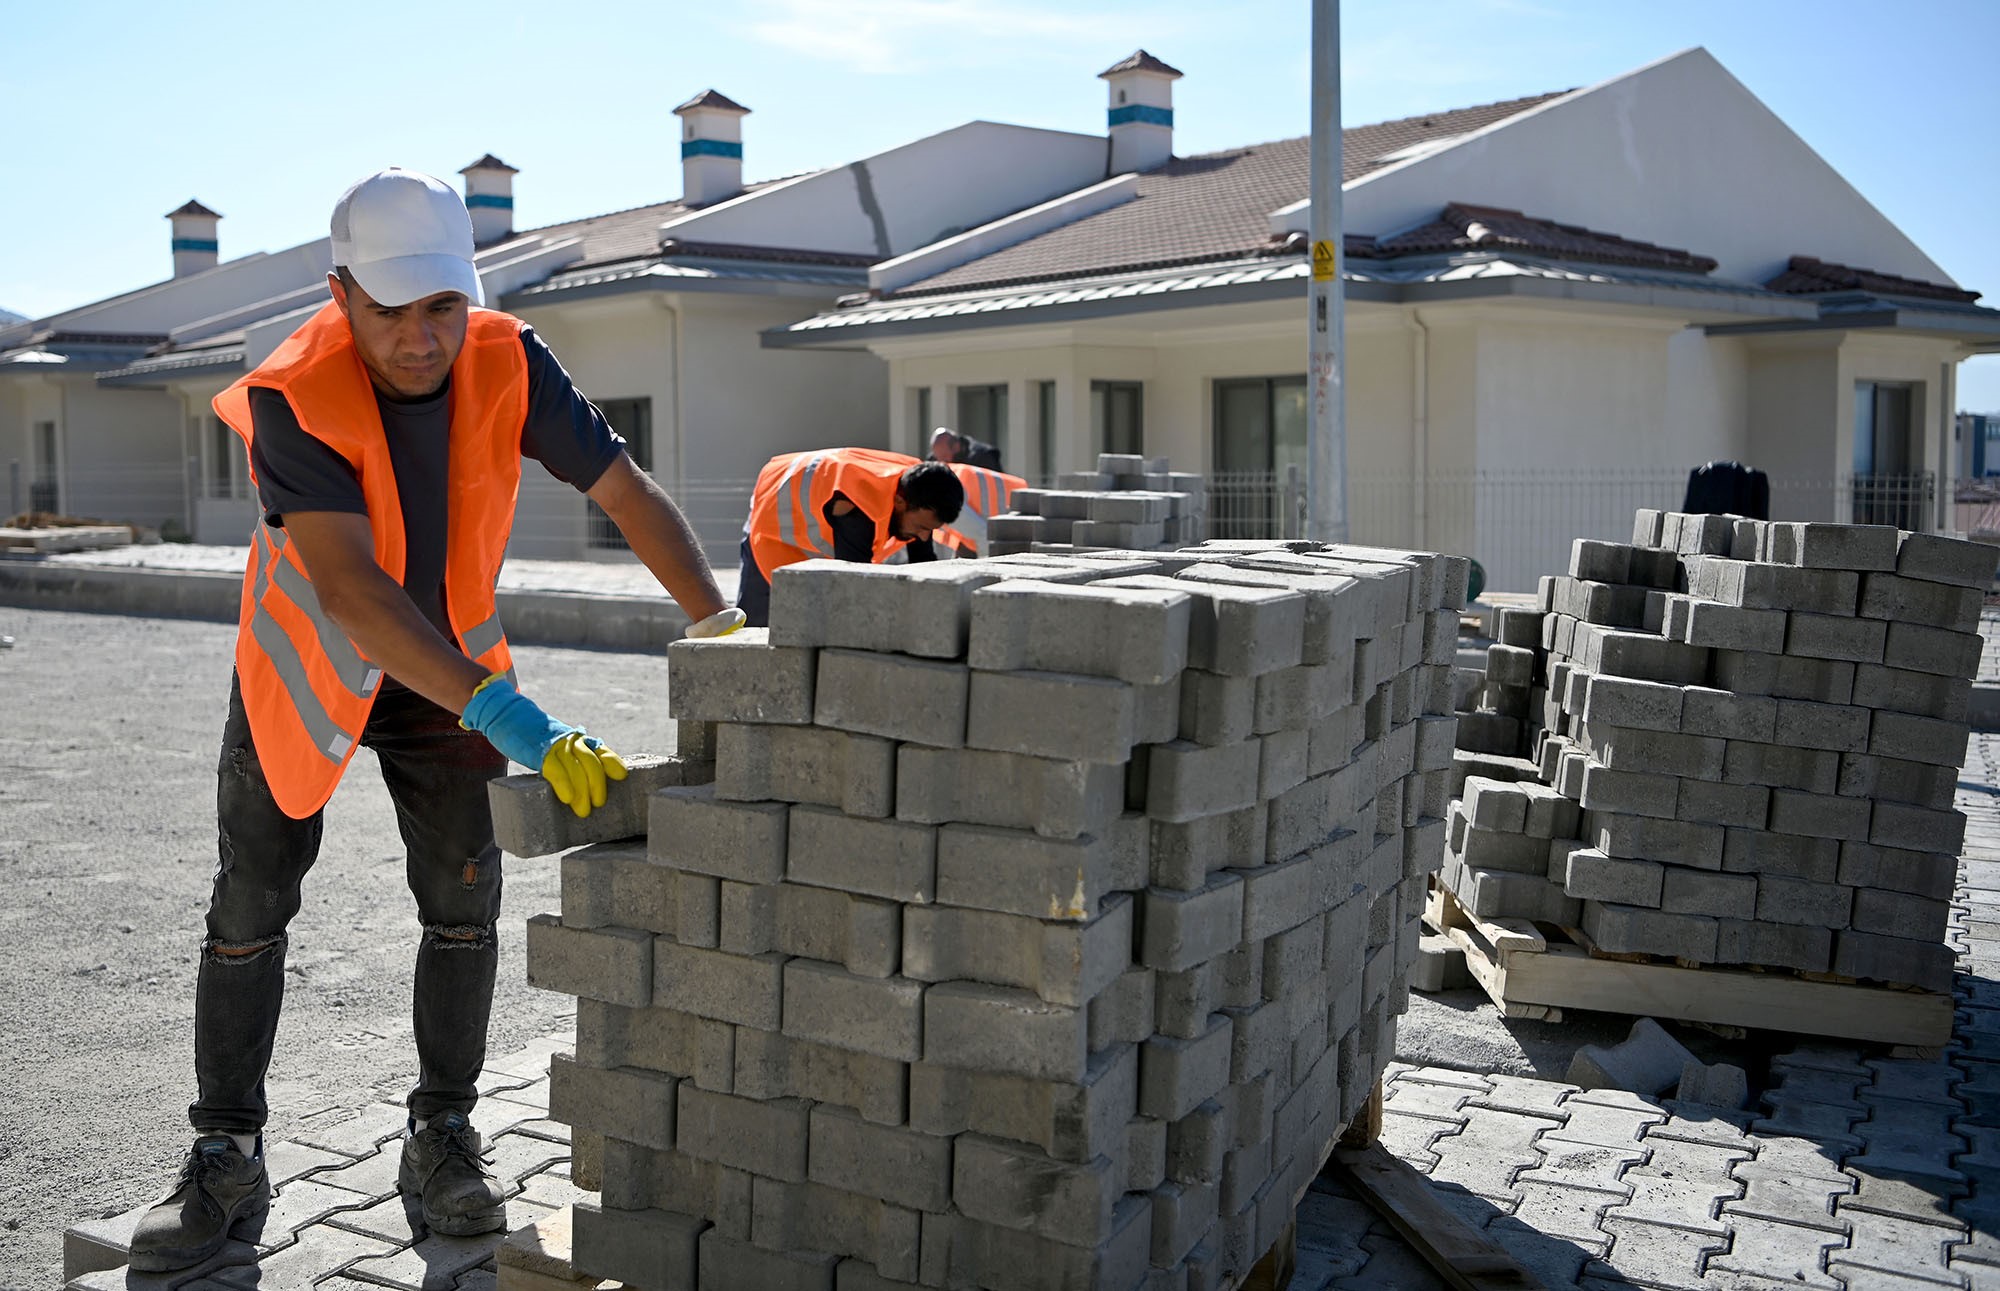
898, 460, 964, 524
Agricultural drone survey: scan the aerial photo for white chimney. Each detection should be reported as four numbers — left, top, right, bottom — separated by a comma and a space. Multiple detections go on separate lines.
673, 89, 751, 207
166, 200, 221, 277
459, 154, 519, 246
1099, 50, 1182, 175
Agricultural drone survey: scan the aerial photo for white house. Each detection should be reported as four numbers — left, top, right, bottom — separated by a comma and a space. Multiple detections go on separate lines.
767, 48, 2000, 589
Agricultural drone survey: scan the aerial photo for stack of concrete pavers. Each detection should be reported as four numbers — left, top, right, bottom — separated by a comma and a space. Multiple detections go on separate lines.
988, 454, 1206, 555
509, 537, 1466, 1291
1450, 603, 1543, 759
1437, 509, 1994, 997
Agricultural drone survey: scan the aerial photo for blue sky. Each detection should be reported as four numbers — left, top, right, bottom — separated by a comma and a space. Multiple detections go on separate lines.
5, 0, 1996, 407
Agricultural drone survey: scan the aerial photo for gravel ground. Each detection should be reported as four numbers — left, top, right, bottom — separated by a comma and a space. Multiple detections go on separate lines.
0, 607, 684, 1284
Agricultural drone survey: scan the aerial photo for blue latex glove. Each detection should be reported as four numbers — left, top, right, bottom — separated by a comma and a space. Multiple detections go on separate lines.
460, 675, 626, 817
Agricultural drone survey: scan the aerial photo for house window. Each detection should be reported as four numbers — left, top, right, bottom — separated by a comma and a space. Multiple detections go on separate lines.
1852, 381, 1927, 529
30, 420, 58, 514
588, 397, 653, 549
1036, 380, 1057, 482
1091, 381, 1143, 456
955, 384, 1008, 460
1212, 376, 1308, 538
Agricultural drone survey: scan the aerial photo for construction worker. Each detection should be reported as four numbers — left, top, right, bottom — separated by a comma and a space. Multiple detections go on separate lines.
128, 168, 741, 1272
736, 448, 964, 626
928, 425, 1003, 472
937, 460, 1027, 557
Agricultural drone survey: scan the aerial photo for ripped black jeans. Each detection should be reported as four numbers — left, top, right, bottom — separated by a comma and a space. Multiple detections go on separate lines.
191, 673, 507, 1135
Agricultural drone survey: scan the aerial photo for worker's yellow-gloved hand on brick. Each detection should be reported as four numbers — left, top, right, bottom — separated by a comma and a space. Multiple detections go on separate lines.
541, 730, 629, 819
686, 607, 747, 639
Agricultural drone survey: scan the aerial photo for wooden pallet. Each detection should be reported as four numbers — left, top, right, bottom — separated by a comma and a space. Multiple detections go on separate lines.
1424, 883, 1954, 1046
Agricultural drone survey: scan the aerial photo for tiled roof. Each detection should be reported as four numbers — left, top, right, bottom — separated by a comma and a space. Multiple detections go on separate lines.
1100, 50, 1183, 78
675, 89, 751, 115
490, 175, 802, 271
888, 89, 1573, 297
1366, 202, 1718, 273
460, 154, 518, 174
166, 200, 221, 219
1766, 255, 1978, 304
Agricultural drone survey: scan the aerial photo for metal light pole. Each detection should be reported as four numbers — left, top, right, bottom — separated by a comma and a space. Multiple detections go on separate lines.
1306, 0, 1347, 543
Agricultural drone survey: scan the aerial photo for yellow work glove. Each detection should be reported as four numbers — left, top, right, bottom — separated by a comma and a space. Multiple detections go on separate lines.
542, 730, 629, 819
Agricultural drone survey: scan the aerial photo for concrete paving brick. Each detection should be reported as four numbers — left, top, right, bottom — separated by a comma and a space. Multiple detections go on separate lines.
524, 915, 652, 1008
733, 1027, 908, 1126
917, 1197, 1151, 1291
1142, 739, 1263, 823
1843, 755, 1962, 811
1860, 573, 1984, 634
1722, 830, 1838, 882
1614, 1136, 1751, 1236
1873, 711, 1973, 768
1587, 812, 1725, 869
1138, 875, 1245, 973
1667, 596, 1787, 653
1721, 1160, 1851, 1234
1176, 561, 1363, 666
968, 578, 1191, 684
1127, 1115, 1169, 1192
1775, 699, 1874, 754
1676, 779, 1771, 831
1254, 659, 1353, 733
1580, 763, 1681, 820
1847, 1096, 1968, 1184
675, 871, 721, 947
782, 958, 925, 1060
788, 806, 938, 904
1752, 1096, 1864, 1148
805, 1103, 952, 1212
1768, 787, 1874, 841
1569, 1017, 1697, 1097
491, 755, 699, 857
1873, 802, 1970, 855
935, 817, 1145, 922
1883, 621, 1984, 678
1723, 741, 1841, 795
749, 1176, 921, 1283
1152, 804, 1270, 893
1855, 665, 1975, 723
815, 648, 970, 747
1089, 966, 1157, 1050
906, 892, 1131, 1006
897, 744, 1123, 839
1581, 901, 1720, 963
1238, 849, 1323, 942
1704, 1214, 1847, 1289
1553, 1088, 1669, 1149
652, 939, 785, 1029
1897, 531, 2000, 587
1564, 847, 1668, 907
924, 980, 1088, 1081
1179, 669, 1259, 747
1788, 610, 1890, 664
714, 723, 895, 818
1141, 1013, 1234, 1120
699, 1228, 838, 1291
1716, 918, 1834, 972
1835, 929, 1956, 993
1259, 727, 1310, 799
561, 841, 675, 935
1454, 862, 1582, 925
1840, 1167, 1969, 1228
1426, 1107, 1554, 1201
765, 883, 901, 978
676, 1085, 810, 1181
1516, 1135, 1644, 1195
967, 668, 1160, 763
649, 786, 789, 884
1853, 888, 1952, 941
952, 1133, 1122, 1246
666, 628, 816, 724
1827, 1208, 1968, 1287
719, 878, 778, 955
1662, 867, 1757, 918
913, 1043, 1137, 1165
1099, 573, 1304, 677
1584, 675, 1685, 734
766, 557, 1024, 659
547, 1054, 675, 1150
1680, 686, 1777, 742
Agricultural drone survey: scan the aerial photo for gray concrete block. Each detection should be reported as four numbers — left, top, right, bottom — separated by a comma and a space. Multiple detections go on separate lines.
667, 628, 816, 724
1858, 573, 1982, 633
809, 1103, 953, 1211
1587, 810, 1725, 869
1096, 574, 1304, 677
768, 883, 901, 978
562, 840, 675, 934
815, 648, 969, 748
1175, 562, 1363, 666
1785, 611, 1887, 664
1088, 966, 1157, 1051
650, 785, 789, 884
781, 958, 924, 1061
1715, 918, 1832, 973
653, 938, 787, 1029
918, 1198, 1152, 1291
1679, 686, 1776, 742
1755, 875, 1853, 929
714, 724, 895, 818
910, 1042, 1138, 1164
1770, 521, 1900, 571
491, 755, 700, 858
1568, 1016, 1695, 1095
1258, 728, 1309, 800
1582, 674, 1684, 732
1665, 596, 1787, 653
548, 1053, 677, 1150
750, 1176, 920, 1284
1896, 531, 2000, 588
1253, 660, 1351, 732
1579, 763, 1680, 819
1676, 1059, 1750, 1109
1410, 933, 1475, 992
677, 1084, 811, 1181
1453, 864, 1582, 925
1869, 801, 1967, 854
1720, 829, 1838, 882
1838, 842, 1957, 900
788, 805, 938, 904
969, 579, 1191, 684
676, 871, 721, 947
1851, 665, 1972, 723
733, 1027, 908, 1126
1141, 1013, 1234, 1121
525, 914, 652, 1007
1767, 788, 1872, 841
1139, 876, 1245, 973
1870, 710, 1971, 767
967, 669, 1163, 764
1570, 538, 1633, 584
1633, 508, 1665, 546
897, 744, 1124, 840
571, 1202, 706, 1291
936, 818, 1146, 922
698, 1228, 838, 1291
1238, 849, 1324, 942
1563, 847, 1667, 907
1850, 888, 1950, 942
1582, 627, 1710, 686
1661, 867, 1757, 917
1143, 739, 1261, 823
1587, 725, 1726, 779
952, 1133, 1121, 1247
719, 879, 778, 955
1459, 823, 1552, 874
1721, 742, 1839, 794
905, 893, 1133, 1006
1463, 776, 1529, 832
1773, 699, 1872, 754
1882, 621, 1984, 678
1581, 901, 1719, 962
1833, 929, 1954, 993
1179, 669, 1258, 747
768, 557, 1024, 658
1150, 804, 1267, 891
924, 980, 1089, 1081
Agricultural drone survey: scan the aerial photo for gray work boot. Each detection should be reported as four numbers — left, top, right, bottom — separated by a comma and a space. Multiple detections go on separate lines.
398, 1111, 505, 1235
128, 1134, 269, 1272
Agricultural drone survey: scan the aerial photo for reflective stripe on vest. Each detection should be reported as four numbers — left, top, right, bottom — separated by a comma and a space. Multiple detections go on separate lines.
776, 454, 835, 557
461, 612, 505, 662
260, 527, 382, 699
248, 533, 358, 763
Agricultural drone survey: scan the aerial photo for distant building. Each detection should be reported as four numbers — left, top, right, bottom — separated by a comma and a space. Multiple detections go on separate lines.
1959, 412, 2000, 479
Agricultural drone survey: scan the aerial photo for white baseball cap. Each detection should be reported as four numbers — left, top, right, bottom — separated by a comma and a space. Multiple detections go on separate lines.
329, 168, 484, 307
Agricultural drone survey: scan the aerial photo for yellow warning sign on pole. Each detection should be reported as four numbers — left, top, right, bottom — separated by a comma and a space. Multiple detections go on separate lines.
1311, 239, 1335, 281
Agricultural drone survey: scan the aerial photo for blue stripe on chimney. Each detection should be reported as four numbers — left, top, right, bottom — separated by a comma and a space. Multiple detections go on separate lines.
682, 138, 743, 160
171, 238, 218, 253
465, 194, 514, 209
1108, 104, 1173, 128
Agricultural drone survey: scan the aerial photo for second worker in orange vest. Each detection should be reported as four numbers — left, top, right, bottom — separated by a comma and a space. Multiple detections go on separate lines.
735, 448, 966, 626
129, 168, 738, 1273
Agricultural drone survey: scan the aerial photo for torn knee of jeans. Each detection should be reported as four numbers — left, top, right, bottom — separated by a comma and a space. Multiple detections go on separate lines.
205, 933, 285, 961
226, 747, 255, 778
424, 922, 494, 949
460, 857, 482, 887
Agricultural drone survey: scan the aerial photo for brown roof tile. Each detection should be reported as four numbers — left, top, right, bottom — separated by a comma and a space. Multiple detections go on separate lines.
1100, 50, 1183, 78
166, 200, 221, 219
890, 89, 1573, 296
1373, 201, 1718, 273
675, 89, 751, 115
1766, 255, 1977, 304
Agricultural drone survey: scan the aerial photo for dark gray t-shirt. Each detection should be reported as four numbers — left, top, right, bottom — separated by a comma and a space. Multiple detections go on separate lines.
247, 326, 625, 639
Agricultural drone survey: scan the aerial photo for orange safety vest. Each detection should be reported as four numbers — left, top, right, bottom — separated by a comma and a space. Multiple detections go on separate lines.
213, 301, 531, 820
937, 462, 1026, 556
747, 448, 921, 579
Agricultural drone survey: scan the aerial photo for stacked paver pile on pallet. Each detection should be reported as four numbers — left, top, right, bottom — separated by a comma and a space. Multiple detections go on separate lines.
1439, 510, 1995, 994
987, 454, 1207, 555
508, 537, 1467, 1291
